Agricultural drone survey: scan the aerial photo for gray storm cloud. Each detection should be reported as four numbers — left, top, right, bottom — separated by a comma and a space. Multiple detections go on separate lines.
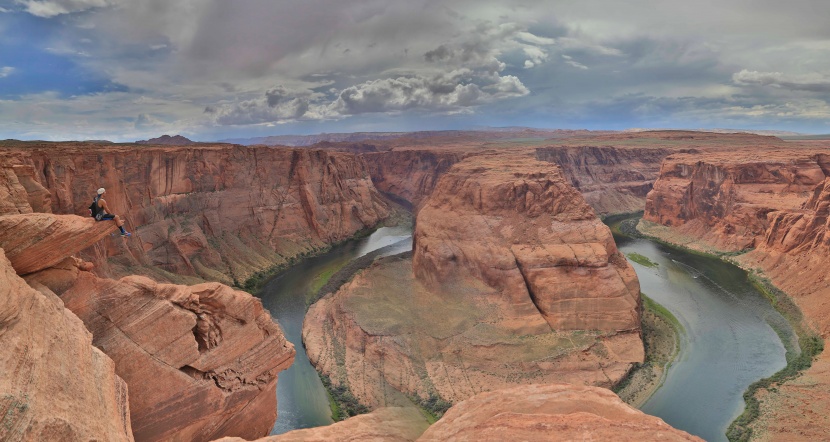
4, 0, 830, 140
733, 70, 830, 93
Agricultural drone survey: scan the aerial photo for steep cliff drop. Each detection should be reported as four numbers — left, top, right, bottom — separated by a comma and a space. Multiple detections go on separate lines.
303, 153, 643, 411
0, 158, 297, 442
536, 145, 672, 215
4, 143, 391, 286
735, 176, 830, 439
363, 149, 464, 210
641, 150, 828, 252
641, 148, 830, 439
0, 249, 133, 442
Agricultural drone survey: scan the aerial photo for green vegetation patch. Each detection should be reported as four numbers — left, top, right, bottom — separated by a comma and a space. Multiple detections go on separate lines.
727, 275, 824, 442
626, 252, 659, 268
613, 293, 682, 403
642, 293, 683, 336
318, 373, 369, 421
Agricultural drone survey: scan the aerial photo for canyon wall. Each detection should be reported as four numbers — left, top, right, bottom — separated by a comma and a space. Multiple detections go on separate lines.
536, 145, 673, 215
0, 162, 296, 441
3, 143, 391, 285
641, 147, 830, 440
47, 270, 296, 442
363, 149, 464, 209
413, 154, 641, 332
304, 153, 643, 411
643, 151, 829, 251
0, 249, 133, 442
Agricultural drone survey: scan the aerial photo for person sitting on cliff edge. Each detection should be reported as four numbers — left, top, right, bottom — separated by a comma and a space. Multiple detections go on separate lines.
89, 187, 131, 237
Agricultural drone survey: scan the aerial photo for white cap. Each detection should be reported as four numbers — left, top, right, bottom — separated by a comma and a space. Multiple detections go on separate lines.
97, 188, 105, 195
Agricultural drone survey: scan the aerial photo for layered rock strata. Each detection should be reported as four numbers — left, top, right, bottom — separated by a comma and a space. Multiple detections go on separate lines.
641, 148, 830, 440
3, 144, 391, 284
304, 154, 643, 410
26, 263, 297, 442
735, 177, 830, 440
536, 145, 673, 215
363, 150, 463, 209
220, 384, 700, 442
0, 175, 296, 441
419, 384, 701, 441
643, 151, 829, 251
0, 249, 133, 441
0, 214, 117, 275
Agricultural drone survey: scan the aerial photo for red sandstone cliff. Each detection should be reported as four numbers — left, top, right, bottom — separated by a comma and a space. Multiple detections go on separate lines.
535, 145, 673, 215
215, 407, 430, 442
640, 146, 830, 439
414, 154, 641, 332
0, 247, 133, 441
41, 270, 296, 441
643, 151, 829, 251
3, 143, 391, 285
363, 149, 463, 209
0, 168, 296, 441
303, 153, 643, 411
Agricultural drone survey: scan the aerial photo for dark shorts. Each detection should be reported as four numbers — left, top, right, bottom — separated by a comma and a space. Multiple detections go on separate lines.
97, 214, 116, 221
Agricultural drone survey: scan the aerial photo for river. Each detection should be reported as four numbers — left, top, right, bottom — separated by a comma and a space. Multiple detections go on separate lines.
256, 220, 796, 441
612, 221, 797, 442
257, 226, 413, 435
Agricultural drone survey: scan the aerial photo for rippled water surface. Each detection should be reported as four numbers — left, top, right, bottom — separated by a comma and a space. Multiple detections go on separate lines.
614, 230, 795, 442
257, 226, 412, 435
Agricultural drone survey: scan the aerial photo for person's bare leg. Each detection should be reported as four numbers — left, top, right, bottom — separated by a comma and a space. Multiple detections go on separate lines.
115, 215, 124, 227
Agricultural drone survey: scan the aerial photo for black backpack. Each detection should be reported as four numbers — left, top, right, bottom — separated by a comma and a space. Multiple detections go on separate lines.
89, 196, 103, 221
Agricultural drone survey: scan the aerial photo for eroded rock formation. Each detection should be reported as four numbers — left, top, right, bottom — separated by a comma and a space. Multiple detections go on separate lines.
304, 153, 643, 411
28, 264, 297, 441
0, 249, 133, 441
0, 214, 117, 275
640, 146, 830, 440
363, 150, 463, 209
643, 151, 829, 251
536, 145, 673, 215
419, 384, 701, 441
4, 144, 391, 284
0, 164, 296, 441
413, 154, 641, 332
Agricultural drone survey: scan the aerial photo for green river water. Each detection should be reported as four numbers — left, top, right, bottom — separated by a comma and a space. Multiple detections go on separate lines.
256, 221, 796, 441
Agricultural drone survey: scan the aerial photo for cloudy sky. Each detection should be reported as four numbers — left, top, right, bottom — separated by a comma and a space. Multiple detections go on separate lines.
1, 0, 829, 141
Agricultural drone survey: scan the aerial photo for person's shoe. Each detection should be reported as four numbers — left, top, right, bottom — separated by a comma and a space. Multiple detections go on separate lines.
121, 231, 131, 237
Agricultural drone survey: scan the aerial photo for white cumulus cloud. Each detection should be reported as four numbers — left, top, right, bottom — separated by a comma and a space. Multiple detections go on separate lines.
16, 0, 119, 18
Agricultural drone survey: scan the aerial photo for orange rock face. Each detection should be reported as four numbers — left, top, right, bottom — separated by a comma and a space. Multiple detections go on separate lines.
640, 144, 830, 440
37, 269, 297, 442
535, 145, 673, 215
0, 249, 133, 441
644, 151, 828, 251
418, 384, 702, 441
304, 153, 643, 411
363, 149, 463, 209
413, 154, 641, 332
0, 213, 117, 275
733, 177, 830, 440
215, 407, 429, 442
6, 144, 391, 284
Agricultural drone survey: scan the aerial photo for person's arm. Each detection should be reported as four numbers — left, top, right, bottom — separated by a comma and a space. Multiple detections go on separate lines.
99, 198, 110, 214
